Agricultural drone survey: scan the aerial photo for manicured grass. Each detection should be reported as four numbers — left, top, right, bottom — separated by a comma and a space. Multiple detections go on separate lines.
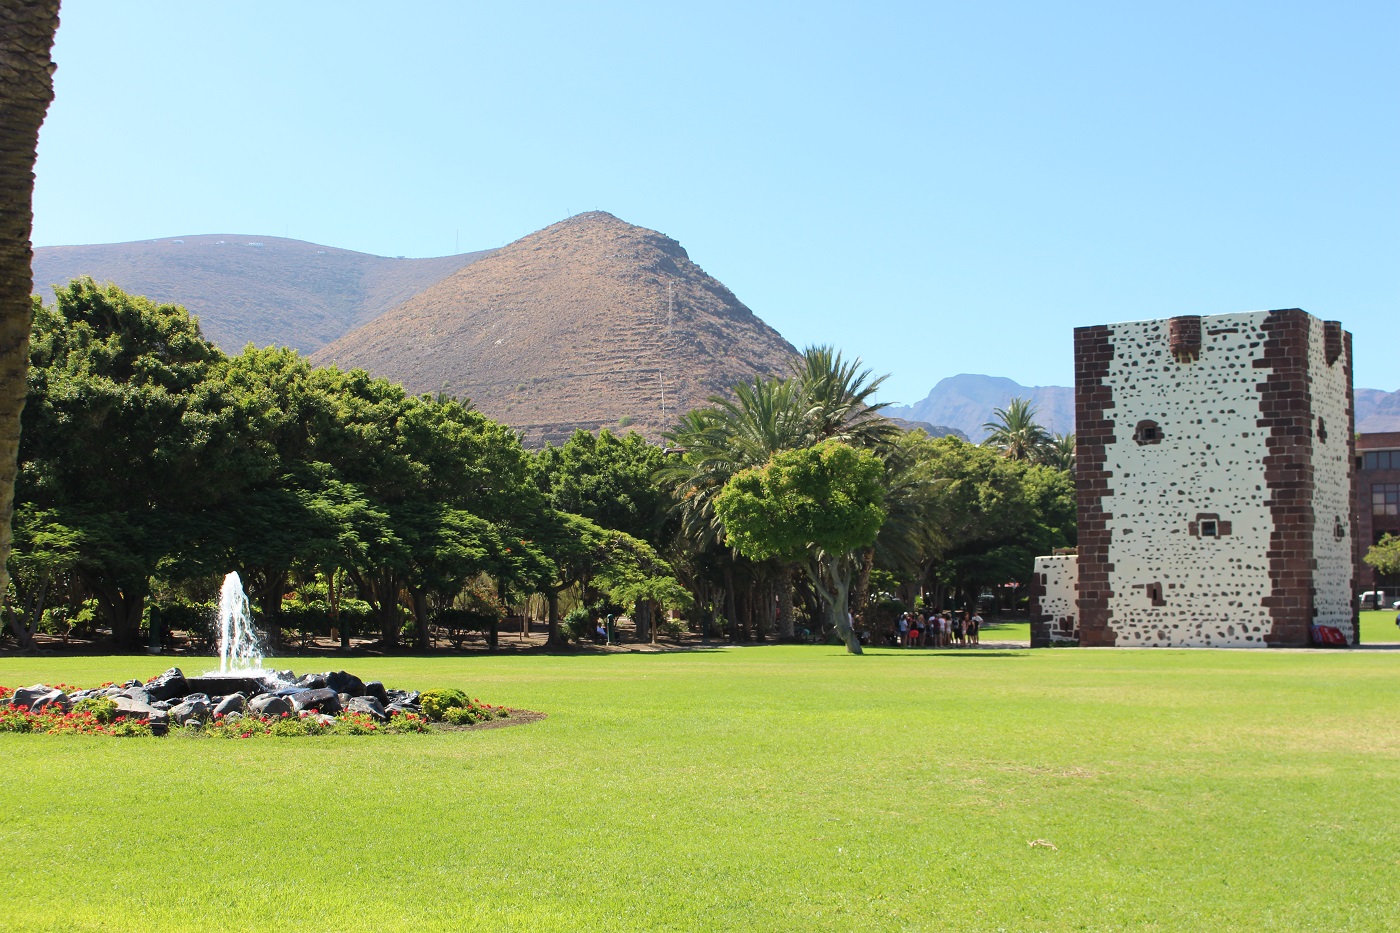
3, 646, 1398, 931
1361, 608, 1400, 643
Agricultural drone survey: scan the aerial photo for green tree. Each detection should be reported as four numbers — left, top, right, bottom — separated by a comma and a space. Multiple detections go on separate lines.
1365, 534, 1400, 578
19, 281, 260, 646
981, 397, 1050, 461
715, 440, 886, 654
535, 429, 669, 546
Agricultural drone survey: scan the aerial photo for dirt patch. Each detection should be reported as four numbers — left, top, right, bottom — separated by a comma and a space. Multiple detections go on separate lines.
433, 708, 547, 733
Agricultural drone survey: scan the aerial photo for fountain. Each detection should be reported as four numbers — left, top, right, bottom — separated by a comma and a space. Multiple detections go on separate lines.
218, 571, 263, 673
180, 572, 279, 697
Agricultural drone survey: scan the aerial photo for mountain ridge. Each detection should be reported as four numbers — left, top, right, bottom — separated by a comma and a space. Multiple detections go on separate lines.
311, 212, 799, 444
32, 234, 492, 354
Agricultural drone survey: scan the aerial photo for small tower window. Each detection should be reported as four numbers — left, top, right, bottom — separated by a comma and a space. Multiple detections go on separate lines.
1134, 420, 1163, 446
1200, 520, 1218, 537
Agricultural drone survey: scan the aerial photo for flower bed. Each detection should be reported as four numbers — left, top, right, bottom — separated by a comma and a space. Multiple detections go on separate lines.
1, 674, 525, 739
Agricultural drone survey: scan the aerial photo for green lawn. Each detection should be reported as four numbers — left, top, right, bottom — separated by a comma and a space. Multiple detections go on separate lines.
1362, 608, 1400, 643
3, 646, 1398, 932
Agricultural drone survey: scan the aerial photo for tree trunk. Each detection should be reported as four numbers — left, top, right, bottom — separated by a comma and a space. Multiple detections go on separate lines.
545, 590, 565, 648
803, 554, 862, 655
851, 546, 875, 628
410, 586, 430, 649
776, 567, 795, 639
0, 1, 61, 603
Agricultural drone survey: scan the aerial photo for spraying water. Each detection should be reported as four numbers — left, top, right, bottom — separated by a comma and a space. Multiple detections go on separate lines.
218, 571, 264, 673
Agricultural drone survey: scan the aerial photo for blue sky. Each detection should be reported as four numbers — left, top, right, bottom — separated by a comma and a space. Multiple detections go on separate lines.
32, 1, 1398, 400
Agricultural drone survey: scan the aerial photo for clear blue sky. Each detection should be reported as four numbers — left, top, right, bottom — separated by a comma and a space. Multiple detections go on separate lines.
32, 0, 1399, 400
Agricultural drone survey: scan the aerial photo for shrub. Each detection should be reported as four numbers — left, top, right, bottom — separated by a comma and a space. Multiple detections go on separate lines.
420, 688, 469, 721
332, 712, 380, 735
0, 706, 33, 733
386, 711, 432, 733
73, 697, 118, 724
562, 606, 593, 643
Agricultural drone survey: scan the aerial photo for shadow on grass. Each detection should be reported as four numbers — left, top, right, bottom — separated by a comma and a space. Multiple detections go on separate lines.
834, 649, 1031, 659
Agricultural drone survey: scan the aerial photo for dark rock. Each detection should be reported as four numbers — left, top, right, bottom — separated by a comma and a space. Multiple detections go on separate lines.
150, 700, 173, 711
148, 719, 168, 737
387, 701, 421, 717
119, 687, 154, 705
30, 689, 71, 713
325, 671, 365, 697
213, 694, 246, 717
274, 686, 308, 698
291, 688, 341, 715
144, 667, 190, 702
180, 693, 212, 705
346, 696, 387, 721
273, 670, 296, 684
122, 679, 144, 688
185, 675, 272, 698
10, 684, 54, 709
296, 673, 327, 690
112, 696, 162, 720
363, 681, 390, 705
169, 700, 210, 726
336, 693, 352, 708
248, 694, 294, 718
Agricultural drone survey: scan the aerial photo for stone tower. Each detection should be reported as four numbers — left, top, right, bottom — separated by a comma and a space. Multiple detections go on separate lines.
1073, 309, 1358, 647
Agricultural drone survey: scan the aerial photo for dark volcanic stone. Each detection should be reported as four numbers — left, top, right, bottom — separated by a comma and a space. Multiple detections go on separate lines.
274, 686, 308, 697
30, 689, 71, 713
169, 700, 210, 726
248, 694, 294, 718
290, 688, 341, 715
180, 693, 212, 705
296, 674, 327, 690
346, 696, 386, 721
10, 684, 53, 709
119, 687, 154, 705
122, 679, 143, 688
150, 700, 173, 711
213, 694, 246, 717
386, 701, 421, 716
325, 671, 365, 697
363, 681, 390, 705
144, 668, 190, 702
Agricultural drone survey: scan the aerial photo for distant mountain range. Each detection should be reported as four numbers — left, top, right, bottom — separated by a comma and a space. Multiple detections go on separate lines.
885, 375, 1075, 442
888, 374, 1400, 440
32, 235, 492, 353
32, 223, 1400, 443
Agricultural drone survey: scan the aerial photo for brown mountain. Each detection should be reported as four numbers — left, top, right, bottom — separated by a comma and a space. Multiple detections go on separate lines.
31, 234, 492, 354
311, 212, 799, 445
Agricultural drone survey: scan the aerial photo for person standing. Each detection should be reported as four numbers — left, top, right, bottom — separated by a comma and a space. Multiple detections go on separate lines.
898, 613, 910, 647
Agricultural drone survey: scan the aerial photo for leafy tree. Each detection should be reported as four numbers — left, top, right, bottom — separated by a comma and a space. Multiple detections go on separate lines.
18, 281, 260, 645
0, 0, 61, 602
4, 507, 79, 648
981, 397, 1050, 461
1039, 432, 1076, 473
1365, 534, 1400, 578
715, 440, 886, 654
535, 429, 669, 546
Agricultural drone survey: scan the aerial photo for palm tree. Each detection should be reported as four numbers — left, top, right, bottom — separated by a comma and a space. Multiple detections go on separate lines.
0, 0, 62, 597
1038, 432, 1076, 474
981, 397, 1050, 461
790, 345, 900, 451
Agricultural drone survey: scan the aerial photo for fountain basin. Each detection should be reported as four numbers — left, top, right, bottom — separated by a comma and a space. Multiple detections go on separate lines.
184, 673, 277, 698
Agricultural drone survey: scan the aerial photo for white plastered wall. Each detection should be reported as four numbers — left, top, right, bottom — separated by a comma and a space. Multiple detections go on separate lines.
1307, 317, 1355, 637
1034, 554, 1078, 641
1101, 312, 1275, 646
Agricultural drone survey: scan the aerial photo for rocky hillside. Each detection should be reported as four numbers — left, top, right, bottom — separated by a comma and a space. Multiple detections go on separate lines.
311, 212, 798, 445
32, 235, 492, 354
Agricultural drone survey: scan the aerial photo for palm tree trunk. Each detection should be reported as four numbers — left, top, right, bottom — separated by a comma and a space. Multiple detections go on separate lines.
0, 1, 61, 601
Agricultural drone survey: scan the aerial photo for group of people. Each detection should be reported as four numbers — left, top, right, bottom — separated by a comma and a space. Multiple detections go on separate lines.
895, 610, 983, 647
